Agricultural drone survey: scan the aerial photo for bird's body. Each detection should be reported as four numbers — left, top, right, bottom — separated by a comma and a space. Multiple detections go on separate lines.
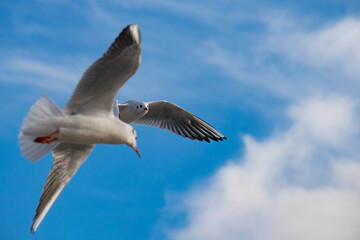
22, 109, 132, 145
57, 114, 133, 144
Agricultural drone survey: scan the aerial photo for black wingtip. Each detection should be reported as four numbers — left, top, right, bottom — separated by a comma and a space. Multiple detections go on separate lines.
122, 24, 141, 44
106, 24, 141, 56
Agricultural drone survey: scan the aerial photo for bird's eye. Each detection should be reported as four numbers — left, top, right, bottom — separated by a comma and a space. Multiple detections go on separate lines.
136, 106, 138, 109
140, 105, 143, 108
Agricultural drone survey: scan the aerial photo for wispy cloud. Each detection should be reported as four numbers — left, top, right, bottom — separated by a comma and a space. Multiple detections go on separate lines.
197, 16, 360, 101
0, 56, 81, 91
269, 17, 360, 79
113, 0, 281, 28
161, 95, 360, 240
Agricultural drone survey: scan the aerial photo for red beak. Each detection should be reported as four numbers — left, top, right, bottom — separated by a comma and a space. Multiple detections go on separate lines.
144, 107, 148, 111
134, 146, 141, 158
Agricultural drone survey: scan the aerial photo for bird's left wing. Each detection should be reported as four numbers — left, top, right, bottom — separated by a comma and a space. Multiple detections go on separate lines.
132, 101, 226, 142
30, 143, 94, 233
65, 24, 141, 115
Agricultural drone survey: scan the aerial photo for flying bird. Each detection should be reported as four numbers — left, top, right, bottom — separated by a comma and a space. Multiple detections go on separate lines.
116, 100, 226, 142
19, 24, 142, 233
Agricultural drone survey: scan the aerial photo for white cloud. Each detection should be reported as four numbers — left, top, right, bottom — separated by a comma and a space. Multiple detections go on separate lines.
288, 95, 358, 146
163, 95, 360, 240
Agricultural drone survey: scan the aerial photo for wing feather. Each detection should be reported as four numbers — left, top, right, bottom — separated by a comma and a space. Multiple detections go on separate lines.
30, 143, 94, 233
65, 25, 141, 115
133, 101, 226, 142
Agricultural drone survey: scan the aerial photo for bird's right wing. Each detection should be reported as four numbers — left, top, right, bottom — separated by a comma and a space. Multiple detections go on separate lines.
30, 143, 94, 233
65, 24, 141, 115
132, 101, 226, 142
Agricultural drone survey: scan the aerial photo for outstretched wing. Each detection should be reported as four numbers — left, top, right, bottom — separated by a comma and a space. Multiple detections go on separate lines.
65, 24, 141, 115
132, 101, 226, 142
30, 143, 94, 233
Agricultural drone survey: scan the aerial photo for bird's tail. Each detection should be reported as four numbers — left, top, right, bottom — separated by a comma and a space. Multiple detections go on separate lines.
19, 95, 64, 162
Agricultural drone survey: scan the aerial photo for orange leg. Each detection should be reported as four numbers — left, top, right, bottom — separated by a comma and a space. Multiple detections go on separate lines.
34, 130, 59, 144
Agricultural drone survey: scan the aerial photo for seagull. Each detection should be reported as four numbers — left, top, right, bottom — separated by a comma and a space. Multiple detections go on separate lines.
19, 24, 142, 233
116, 100, 226, 142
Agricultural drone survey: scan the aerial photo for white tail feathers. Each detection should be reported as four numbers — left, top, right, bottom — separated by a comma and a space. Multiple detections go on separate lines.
19, 95, 64, 162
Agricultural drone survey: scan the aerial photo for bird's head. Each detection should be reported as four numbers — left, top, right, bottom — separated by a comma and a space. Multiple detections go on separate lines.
134, 101, 149, 112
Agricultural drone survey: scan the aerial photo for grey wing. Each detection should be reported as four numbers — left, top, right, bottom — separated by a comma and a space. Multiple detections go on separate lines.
132, 101, 226, 142
30, 143, 94, 233
65, 24, 141, 115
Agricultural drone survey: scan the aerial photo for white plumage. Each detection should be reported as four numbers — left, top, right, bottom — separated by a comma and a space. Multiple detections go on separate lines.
19, 24, 142, 233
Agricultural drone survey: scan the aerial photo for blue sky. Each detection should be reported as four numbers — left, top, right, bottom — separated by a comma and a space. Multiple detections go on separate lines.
1, 0, 360, 239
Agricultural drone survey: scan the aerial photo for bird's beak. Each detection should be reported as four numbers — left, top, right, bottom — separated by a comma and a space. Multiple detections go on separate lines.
134, 146, 141, 158
144, 107, 148, 111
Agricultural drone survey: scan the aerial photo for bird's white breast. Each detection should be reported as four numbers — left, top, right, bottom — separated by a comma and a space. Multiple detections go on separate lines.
56, 115, 130, 145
